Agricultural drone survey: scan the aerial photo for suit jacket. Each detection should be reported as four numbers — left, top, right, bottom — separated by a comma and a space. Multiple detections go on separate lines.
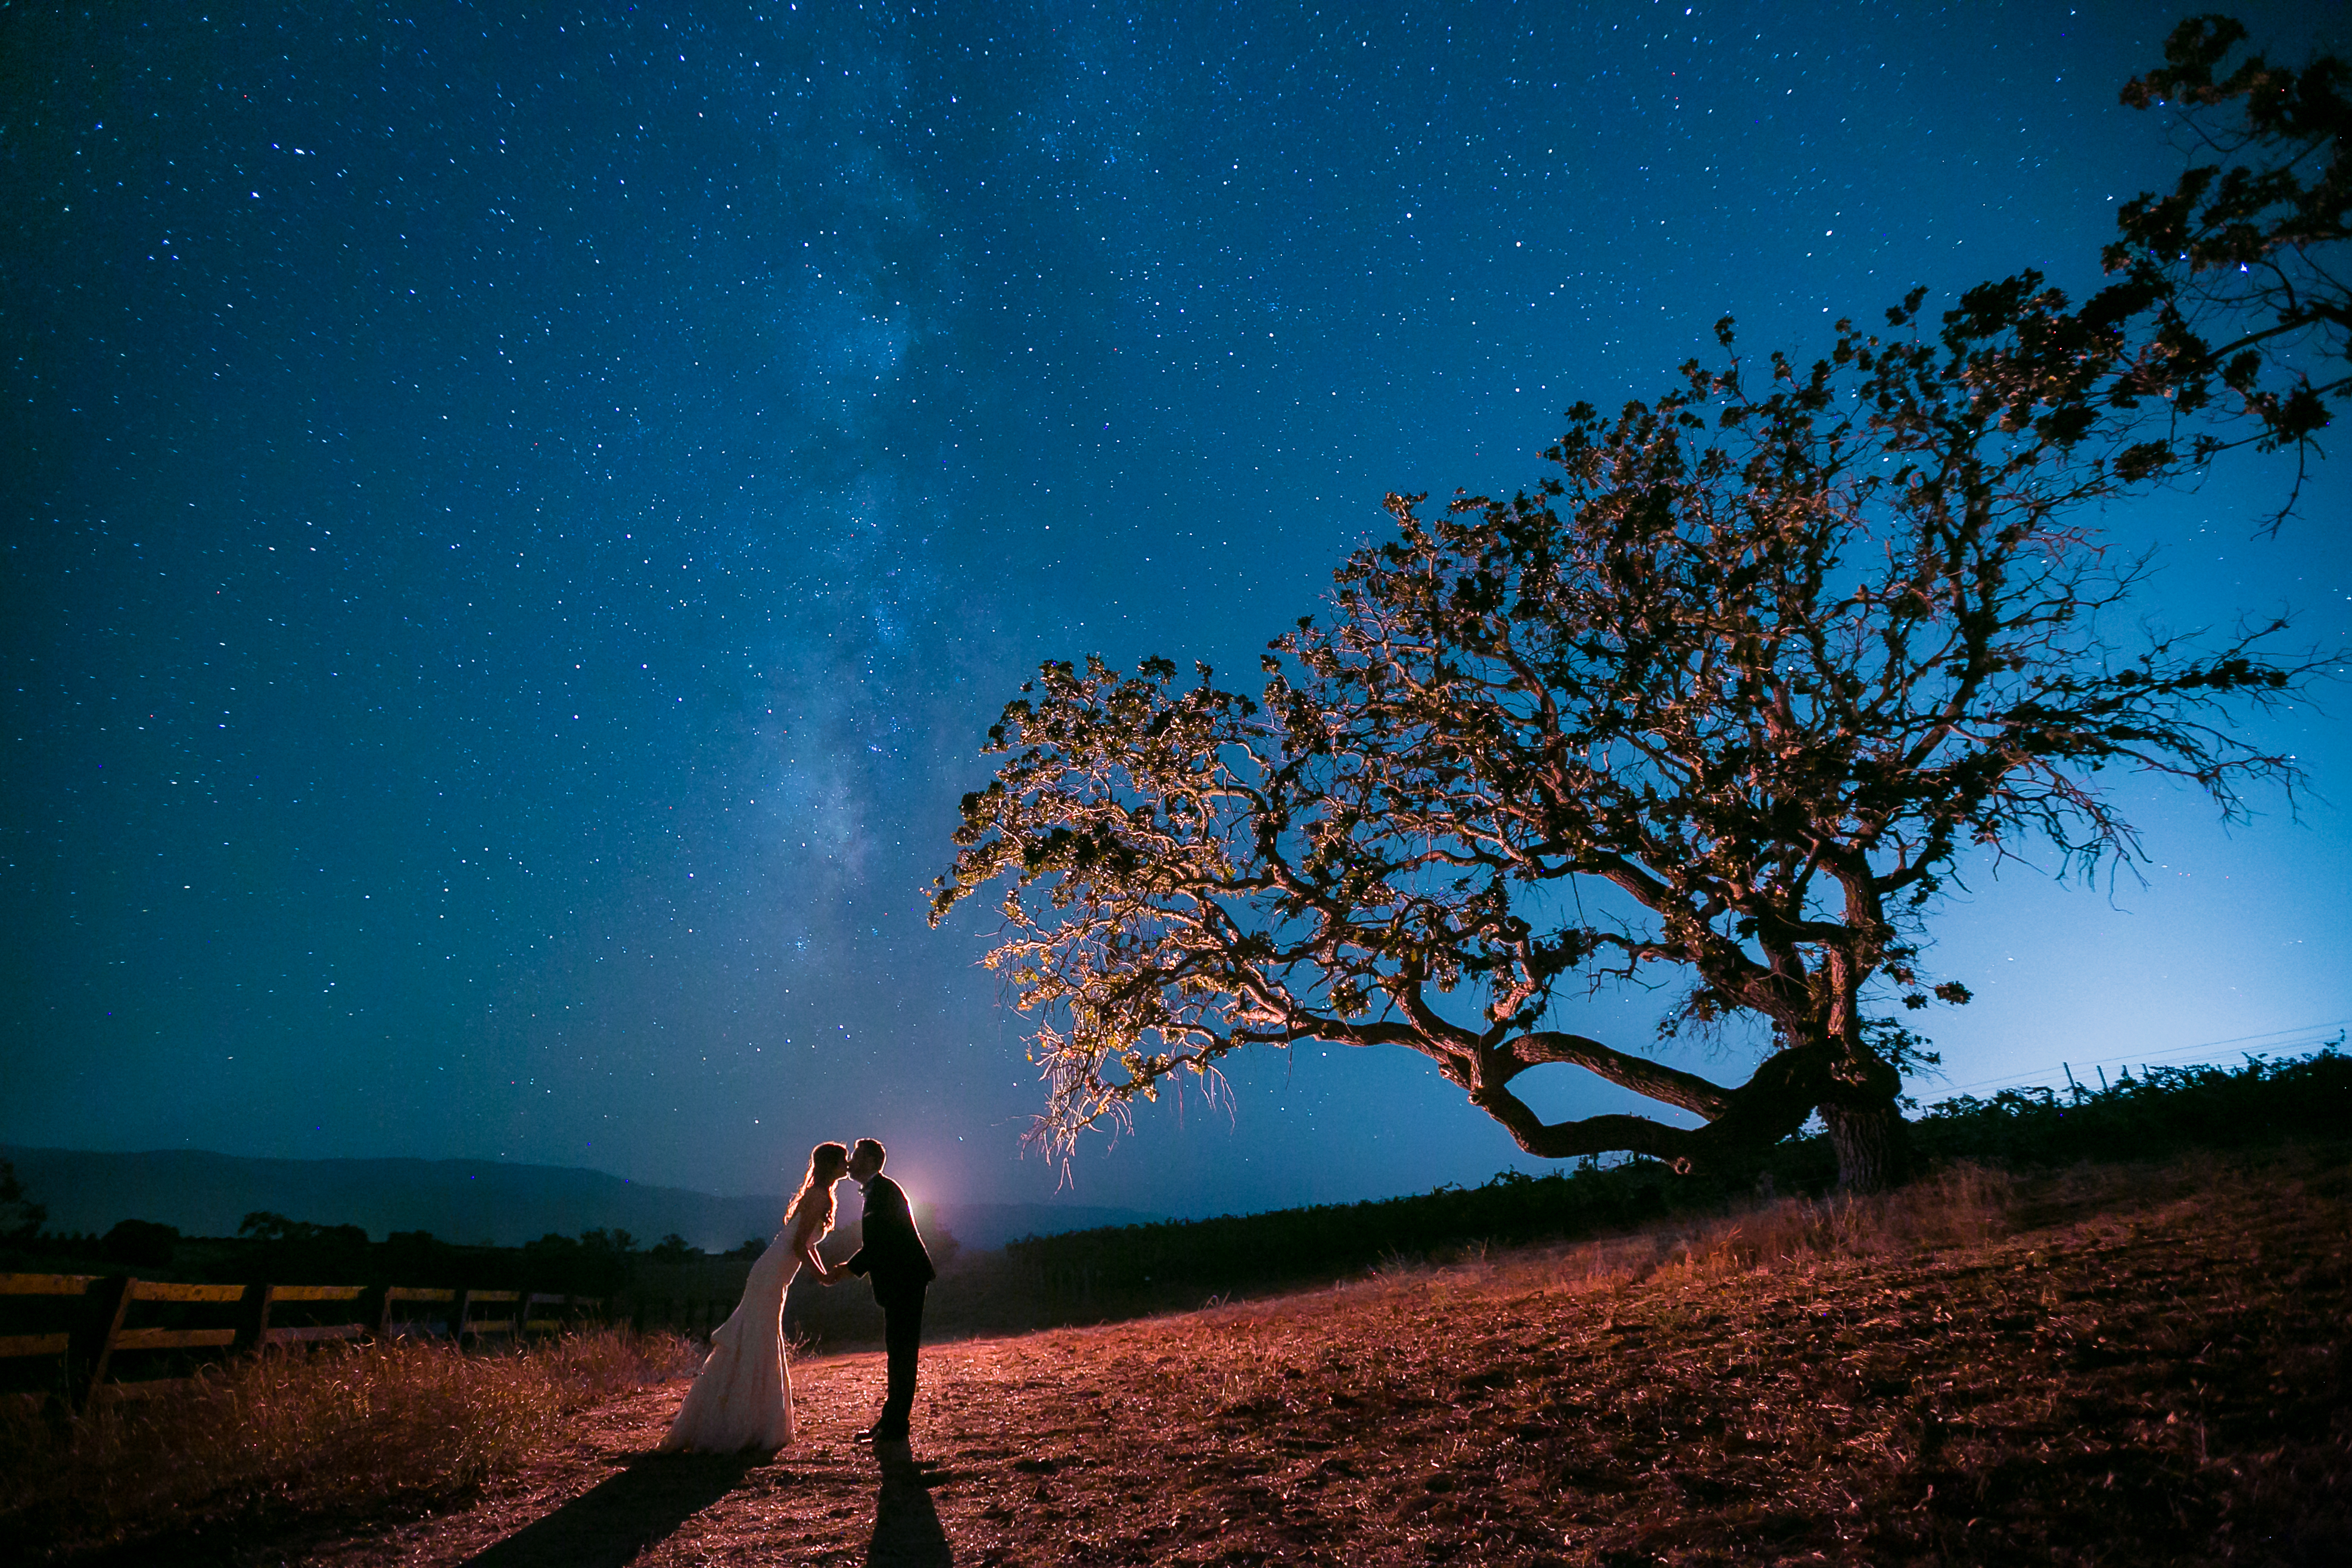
845, 1174, 936, 1300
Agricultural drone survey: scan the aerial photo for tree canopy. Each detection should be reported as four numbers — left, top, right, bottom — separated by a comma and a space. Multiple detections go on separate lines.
935, 283, 2326, 1191
2105, 14, 2350, 516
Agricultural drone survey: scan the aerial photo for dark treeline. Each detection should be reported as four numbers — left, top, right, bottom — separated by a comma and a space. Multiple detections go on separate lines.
0, 1194, 956, 1320
1906, 1048, 2352, 1169
1003, 1050, 2351, 1298
0, 1212, 718, 1296
1004, 1161, 1693, 1301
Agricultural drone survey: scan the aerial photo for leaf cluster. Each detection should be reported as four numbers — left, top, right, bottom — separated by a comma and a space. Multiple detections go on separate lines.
2109, 14, 2351, 514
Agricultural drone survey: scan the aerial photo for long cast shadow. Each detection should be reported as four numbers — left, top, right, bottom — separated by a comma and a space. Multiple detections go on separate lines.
462, 1452, 761, 1568
866, 1446, 953, 1567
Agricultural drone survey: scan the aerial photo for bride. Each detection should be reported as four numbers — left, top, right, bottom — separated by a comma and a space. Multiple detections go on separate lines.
658, 1141, 849, 1453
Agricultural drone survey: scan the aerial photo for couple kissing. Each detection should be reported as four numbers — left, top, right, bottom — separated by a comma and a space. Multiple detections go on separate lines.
658, 1138, 936, 1453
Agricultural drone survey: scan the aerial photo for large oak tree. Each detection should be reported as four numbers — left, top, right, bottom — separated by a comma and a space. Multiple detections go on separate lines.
934, 278, 2326, 1191
934, 19, 2350, 1191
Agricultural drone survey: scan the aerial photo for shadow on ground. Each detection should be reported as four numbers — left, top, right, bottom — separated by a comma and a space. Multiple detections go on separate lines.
867, 1445, 952, 1567
462, 1453, 760, 1568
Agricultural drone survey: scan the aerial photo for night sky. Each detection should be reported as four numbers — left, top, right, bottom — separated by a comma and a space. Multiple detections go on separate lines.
6, 1, 2347, 1224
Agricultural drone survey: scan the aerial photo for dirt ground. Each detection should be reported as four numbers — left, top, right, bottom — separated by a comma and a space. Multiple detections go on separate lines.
291, 1157, 2347, 1567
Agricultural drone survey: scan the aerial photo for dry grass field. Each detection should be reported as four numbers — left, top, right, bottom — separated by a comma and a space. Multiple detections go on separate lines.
0, 1330, 708, 1563
10, 1151, 2347, 1567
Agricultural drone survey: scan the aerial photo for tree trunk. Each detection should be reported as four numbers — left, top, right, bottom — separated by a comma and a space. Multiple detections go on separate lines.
1821, 1099, 1911, 1193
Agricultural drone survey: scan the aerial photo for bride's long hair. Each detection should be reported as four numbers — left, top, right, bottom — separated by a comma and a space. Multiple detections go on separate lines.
789, 1141, 850, 1236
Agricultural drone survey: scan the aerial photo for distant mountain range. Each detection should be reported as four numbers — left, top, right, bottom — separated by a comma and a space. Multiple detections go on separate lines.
0, 1146, 1160, 1253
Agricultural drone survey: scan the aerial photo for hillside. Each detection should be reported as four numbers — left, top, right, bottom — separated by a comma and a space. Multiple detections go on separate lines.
17, 1149, 2341, 1566
0, 1146, 1154, 1253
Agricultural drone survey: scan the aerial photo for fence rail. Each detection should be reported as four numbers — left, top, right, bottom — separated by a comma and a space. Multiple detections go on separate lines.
0, 1273, 604, 1414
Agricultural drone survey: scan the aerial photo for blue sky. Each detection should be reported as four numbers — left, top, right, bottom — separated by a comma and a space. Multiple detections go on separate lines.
4, 1, 2345, 1221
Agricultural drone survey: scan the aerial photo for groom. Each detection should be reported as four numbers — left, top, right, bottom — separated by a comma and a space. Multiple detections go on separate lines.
843, 1137, 935, 1443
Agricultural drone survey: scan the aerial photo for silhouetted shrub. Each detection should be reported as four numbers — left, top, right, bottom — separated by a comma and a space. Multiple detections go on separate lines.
100, 1219, 179, 1269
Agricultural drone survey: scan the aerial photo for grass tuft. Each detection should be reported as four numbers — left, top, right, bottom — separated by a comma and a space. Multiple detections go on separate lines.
0, 1330, 704, 1561
1320, 1161, 2018, 1305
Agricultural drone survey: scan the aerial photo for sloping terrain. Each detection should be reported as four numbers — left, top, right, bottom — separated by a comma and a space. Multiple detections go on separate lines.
278, 1153, 2347, 1568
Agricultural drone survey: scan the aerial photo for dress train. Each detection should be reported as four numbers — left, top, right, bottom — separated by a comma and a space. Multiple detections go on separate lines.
657, 1225, 798, 1452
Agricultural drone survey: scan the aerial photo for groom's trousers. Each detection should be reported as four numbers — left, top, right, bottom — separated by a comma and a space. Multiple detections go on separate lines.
878, 1285, 925, 1435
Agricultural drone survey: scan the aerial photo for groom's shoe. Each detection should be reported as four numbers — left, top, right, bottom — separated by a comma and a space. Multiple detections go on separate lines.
855, 1425, 909, 1443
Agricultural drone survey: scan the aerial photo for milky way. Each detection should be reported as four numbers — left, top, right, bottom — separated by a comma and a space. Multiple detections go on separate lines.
5, 1, 2346, 1219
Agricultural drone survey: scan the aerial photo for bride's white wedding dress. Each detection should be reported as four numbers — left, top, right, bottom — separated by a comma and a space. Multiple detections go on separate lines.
658, 1221, 803, 1452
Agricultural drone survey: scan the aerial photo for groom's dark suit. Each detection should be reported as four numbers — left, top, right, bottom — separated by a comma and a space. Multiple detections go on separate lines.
845, 1172, 935, 1438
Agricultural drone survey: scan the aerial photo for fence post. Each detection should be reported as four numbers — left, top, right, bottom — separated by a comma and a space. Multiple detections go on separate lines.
233, 1282, 275, 1355
71, 1275, 135, 1414
357, 1284, 388, 1342
452, 1289, 475, 1347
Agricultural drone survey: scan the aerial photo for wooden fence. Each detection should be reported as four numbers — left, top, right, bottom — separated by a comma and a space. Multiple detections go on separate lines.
0, 1273, 603, 1414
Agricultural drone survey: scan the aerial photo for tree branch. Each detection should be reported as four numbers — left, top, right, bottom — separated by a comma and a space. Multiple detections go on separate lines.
1486, 1031, 1738, 1118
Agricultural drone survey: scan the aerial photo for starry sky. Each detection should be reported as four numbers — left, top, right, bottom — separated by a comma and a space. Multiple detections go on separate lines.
5, 1, 2348, 1224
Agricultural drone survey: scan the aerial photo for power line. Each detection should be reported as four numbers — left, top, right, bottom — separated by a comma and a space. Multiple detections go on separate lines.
1928, 1018, 2349, 1099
